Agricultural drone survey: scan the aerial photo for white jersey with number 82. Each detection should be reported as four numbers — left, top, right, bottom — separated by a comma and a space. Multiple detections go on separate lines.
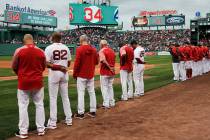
45, 43, 71, 67
45, 43, 71, 82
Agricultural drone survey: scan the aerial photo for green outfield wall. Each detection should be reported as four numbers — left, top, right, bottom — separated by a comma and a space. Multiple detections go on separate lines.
0, 44, 76, 56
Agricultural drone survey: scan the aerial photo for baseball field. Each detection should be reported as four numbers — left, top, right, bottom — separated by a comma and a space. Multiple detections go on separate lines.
1, 55, 210, 140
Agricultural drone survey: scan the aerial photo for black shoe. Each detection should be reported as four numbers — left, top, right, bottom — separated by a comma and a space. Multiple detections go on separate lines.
87, 112, 96, 118
74, 113, 85, 120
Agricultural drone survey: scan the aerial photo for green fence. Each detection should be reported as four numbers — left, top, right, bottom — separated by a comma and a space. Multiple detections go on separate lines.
0, 44, 77, 56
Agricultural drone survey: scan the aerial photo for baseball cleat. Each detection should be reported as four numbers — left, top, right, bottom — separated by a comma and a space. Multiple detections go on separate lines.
101, 106, 110, 109
38, 130, 45, 136
121, 98, 128, 101
66, 122, 73, 126
134, 94, 140, 97
46, 125, 57, 130
87, 112, 96, 118
15, 132, 28, 139
140, 93, 145, 96
74, 113, 85, 120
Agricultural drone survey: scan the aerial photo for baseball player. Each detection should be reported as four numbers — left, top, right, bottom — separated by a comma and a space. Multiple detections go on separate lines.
203, 45, 209, 73
119, 42, 134, 100
198, 45, 204, 75
178, 45, 187, 81
192, 45, 200, 77
12, 34, 46, 138
169, 43, 180, 81
45, 32, 72, 129
184, 43, 193, 79
73, 35, 98, 119
130, 40, 145, 97
99, 40, 116, 109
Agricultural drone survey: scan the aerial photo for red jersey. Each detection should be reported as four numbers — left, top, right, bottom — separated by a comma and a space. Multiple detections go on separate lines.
12, 44, 46, 90
120, 45, 134, 72
178, 46, 187, 61
192, 47, 198, 61
171, 46, 179, 56
184, 45, 193, 61
99, 46, 116, 76
203, 46, 209, 58
198, 47, 204, 60
73, 45, 98, 79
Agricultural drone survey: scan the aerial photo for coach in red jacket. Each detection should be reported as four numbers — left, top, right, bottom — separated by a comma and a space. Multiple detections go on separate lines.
73, 35, 98, 119
12, 34, 46, 139
99, 40, 116, 109
119, 43, 134, 100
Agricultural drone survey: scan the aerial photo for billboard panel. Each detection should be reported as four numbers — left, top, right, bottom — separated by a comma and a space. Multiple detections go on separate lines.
132, 17, 148, 26
165, 16, 185, 26
69, 3, 119, 26
4, 10, 57, 27
132, 15, 185, 27
148, 16, 165, 26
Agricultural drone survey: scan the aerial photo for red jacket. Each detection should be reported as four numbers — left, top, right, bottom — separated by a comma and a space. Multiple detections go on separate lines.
120, 45, 134, 72
73, 45, 98, 79
12, 44, 46, 90
100, 47, 116, 76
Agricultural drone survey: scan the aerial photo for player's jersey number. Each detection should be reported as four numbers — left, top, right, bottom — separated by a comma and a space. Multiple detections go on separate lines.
53, 50, 67, 60
140, 51, 145, 57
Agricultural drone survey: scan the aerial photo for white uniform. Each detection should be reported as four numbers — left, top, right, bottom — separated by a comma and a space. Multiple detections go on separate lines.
120, 46, 133, 100
99, 48, 115, 108
45, 43, 72, 127
133, 46, 145, 96
18, 88, 45, 134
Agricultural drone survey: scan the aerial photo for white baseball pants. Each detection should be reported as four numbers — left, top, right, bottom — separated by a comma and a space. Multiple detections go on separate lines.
77, 77, 96, 114
100, 76, 115, 107
47, 81, 72, 126
172, 63, 180, 81
179, 61, 186, 81
17, 88, 45, 135
133, 64, 144, 96
192, 61, 197, 77
120, 70, 133, 100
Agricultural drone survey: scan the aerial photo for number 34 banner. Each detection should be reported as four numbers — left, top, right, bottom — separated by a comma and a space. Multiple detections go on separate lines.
69, 3, 119, 26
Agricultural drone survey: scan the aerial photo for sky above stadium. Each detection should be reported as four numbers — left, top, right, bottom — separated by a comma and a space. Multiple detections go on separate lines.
0, 0, 210, 30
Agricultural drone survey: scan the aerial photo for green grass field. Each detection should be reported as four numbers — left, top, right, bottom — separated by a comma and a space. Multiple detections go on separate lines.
0, 56, 13, 61
0, 69, 16, 77
0, 55, 173, 140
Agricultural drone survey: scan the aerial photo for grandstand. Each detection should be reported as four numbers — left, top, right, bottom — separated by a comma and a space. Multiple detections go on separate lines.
0, 0, 196, 56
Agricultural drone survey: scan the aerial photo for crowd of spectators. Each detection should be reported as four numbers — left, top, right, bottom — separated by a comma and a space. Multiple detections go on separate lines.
1, 27, 191, 51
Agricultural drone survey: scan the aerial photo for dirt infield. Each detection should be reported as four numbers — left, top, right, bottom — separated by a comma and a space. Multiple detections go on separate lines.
0, 60, 155, 81
8, 73, 210, 140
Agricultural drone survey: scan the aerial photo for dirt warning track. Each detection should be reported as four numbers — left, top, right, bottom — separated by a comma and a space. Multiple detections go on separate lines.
8, 73, 210, 140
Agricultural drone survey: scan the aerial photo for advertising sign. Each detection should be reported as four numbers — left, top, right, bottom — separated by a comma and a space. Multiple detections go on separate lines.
4, 10, 57, 27
139, 10, 177, 16
165, 16, 185, 26
132, 17, 148, 26
69, 3, 119, 26
148, 16, 165, 26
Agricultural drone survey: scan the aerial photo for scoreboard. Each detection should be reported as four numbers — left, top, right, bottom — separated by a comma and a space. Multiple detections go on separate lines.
132, 15, 185, 27
69, 3, 119, 26
4, 10, 57, 27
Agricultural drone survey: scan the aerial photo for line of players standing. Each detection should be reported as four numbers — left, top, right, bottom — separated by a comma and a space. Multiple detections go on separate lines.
169, 43, 210, 81
13, 33, 145, 139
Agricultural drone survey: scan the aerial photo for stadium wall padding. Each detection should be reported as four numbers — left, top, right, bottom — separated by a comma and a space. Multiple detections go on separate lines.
0, 44, 76, 56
